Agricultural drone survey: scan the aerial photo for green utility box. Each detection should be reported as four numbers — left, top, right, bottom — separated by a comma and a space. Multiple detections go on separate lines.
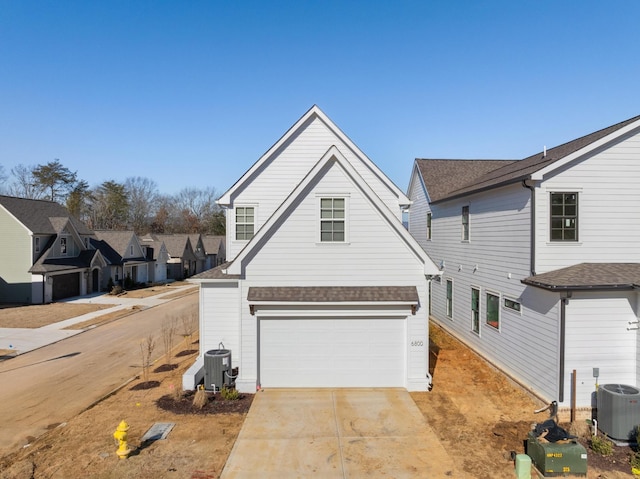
526, 431, 587, 477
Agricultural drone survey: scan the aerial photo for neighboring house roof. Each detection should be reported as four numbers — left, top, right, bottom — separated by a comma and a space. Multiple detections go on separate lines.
218, 105, 412, 207
30, 249, 105, 274
201, 235, 224, 255
0, 195, 92, 235
92, 230, 147, 264
415, 159, 516, 202
416, 114, 640, 204
147, 234, 192, 258
138, 235, 167, 261
522, 263, 640, 291
189, 262, 240, 281
247, 286, 419, 303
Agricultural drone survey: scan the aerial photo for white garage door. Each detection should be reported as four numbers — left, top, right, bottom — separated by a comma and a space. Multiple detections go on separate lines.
259, 317, 406, 388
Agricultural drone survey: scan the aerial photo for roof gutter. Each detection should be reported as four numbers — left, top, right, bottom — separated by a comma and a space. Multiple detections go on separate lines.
522, 180, 536, 276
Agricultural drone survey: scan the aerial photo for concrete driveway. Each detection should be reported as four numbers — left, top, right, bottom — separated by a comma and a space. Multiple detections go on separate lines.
221, 388, 460, 478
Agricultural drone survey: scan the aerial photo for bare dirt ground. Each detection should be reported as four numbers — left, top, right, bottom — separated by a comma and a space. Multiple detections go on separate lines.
0, 317, 635, 478
0, 303, 113, 328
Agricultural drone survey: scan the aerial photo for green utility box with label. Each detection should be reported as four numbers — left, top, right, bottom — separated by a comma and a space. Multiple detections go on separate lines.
526, 431, 587, 477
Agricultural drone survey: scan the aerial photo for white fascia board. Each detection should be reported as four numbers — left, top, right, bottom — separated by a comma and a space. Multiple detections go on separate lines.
410, 161, 431, 204
218, 105, 409, 206
254, 306, 413, 318
531, 120, 640, 181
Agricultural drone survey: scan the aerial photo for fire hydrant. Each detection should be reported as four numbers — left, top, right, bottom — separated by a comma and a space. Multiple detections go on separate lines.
113, 420, 132, 459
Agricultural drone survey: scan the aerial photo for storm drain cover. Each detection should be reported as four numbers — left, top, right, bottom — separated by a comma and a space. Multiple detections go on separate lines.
141, 422, 175, 443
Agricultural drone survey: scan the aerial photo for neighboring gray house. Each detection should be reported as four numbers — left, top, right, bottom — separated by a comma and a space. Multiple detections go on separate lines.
202, 235, 225, 270
139, 235, 170, 283
0, 195, 106, 303
189, 234, 207, 274
184, 106, 440, 393
91, 230, 150, 288
407, 114, 640, 413
142, 234, 197, 280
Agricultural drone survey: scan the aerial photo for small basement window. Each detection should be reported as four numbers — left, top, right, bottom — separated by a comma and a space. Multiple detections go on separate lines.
504, 298, 521, 313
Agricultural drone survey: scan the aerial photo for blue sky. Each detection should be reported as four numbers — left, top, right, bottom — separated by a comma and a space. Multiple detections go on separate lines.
1, 1, 639, 196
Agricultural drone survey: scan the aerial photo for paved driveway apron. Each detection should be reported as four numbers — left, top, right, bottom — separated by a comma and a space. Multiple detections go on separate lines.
221, 388, 460, 478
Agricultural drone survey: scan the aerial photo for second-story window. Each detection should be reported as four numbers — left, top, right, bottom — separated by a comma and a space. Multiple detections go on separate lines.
320, 198, 345, 242
462, 206, 469, 241
426, 213, 432, 240
550, 192, 578, 241
236, 207, 255, 240
35, 237, 40, 253
60, 237, 67, 255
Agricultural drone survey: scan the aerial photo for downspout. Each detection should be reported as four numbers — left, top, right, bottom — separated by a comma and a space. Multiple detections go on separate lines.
559, 297, 567, 403
522, 180, 536, 276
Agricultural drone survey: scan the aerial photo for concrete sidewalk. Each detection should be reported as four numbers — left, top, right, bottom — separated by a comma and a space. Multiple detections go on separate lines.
221, 388, 460, 478
0, 284, 197, 357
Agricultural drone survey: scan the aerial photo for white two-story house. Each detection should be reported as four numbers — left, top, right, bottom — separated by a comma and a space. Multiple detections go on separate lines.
184, 105, 440, 393
408, 114, 640, 413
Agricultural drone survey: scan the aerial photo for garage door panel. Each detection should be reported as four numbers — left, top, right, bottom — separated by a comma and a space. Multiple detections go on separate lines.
260, 318, 405, 388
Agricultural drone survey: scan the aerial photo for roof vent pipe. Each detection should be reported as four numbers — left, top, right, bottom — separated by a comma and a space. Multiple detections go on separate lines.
543, 146, 546, 157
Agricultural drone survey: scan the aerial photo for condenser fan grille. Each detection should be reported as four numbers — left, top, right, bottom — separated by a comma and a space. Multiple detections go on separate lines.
602, 383, 640, 395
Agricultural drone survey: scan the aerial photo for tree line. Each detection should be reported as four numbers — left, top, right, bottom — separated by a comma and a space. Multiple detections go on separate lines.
0, 160, 225, 235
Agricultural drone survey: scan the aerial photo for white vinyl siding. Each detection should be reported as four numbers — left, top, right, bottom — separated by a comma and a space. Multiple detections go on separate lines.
201, 282, 241, 370
225, 116, 404, 260
565, 292, 638, 407
537, 130, 640, 272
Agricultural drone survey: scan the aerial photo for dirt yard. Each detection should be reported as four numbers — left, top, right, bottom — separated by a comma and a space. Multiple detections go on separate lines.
0, 322, 635, 478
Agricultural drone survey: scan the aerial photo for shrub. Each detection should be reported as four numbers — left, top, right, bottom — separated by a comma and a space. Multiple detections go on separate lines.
220, 386, 240, 401
110, 284, 123, 295
193, 385, 208, 409
107, 277, 114, 292
590, 435, 613, 456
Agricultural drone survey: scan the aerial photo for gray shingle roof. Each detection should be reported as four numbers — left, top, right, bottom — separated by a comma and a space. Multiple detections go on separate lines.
522, 263, 640, 291
417, 114, 640, 203
189, 262, 240, 280
29, 249, 99, 274
247, 286, 419, 303
0, 195, 92, 235
201, 235, 224, 254
416, 160, 516, 202
146, 234, 191, 257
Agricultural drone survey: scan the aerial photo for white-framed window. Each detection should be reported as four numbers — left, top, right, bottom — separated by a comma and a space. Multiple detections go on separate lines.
35, 237, 40, 253
486, 291, 500, 330
462, 206, 469, 241
446, 279, 453, 319
550, 192, 578, 241
235, 206, 255, 241
426, 213, 432, 240
320, 197, 345, 242
504, 297, 522, 313
471, 287, 480, 334
60, 237, 67, 255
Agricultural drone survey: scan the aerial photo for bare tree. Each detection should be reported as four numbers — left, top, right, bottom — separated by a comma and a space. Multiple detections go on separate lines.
174, 187, 221, 233
32, 159, 77, 202
0, 165, 7, 194
161, 317, 178, 367
7, 164, 45, 199
125, 176, 159, 234
139, 334, 156, 383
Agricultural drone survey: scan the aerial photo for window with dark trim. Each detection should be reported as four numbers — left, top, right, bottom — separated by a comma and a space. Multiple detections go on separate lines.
320, 198, 345, 242
504, 298, 521, 312
60, 237, 67, 255
446, 279, 453, 319
462, 206, 469, 241
426, 213, 432, 240
236, 207, 255, 240
550, 192, 578, 241
35, 237, 40, 253
486, 292, 500, 329
471, 287, 480, 334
